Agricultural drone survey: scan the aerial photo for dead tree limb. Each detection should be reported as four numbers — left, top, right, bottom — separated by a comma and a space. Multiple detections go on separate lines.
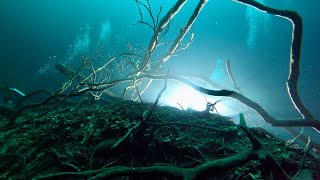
35, 147, 258, 179
233, 0, 316, 123
136, 0, 188, 73
157, 0, 208, 67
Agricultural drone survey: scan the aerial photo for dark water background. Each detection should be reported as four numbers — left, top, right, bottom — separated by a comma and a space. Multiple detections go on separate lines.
0, 0, 319, 140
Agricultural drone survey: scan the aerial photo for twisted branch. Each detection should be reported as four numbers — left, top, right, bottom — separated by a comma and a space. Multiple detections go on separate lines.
233, 0, 316, 123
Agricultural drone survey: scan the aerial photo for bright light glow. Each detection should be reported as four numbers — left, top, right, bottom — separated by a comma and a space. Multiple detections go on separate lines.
164, 84, 206, 111
163, 84, 247, 118
214, 99, 248, 117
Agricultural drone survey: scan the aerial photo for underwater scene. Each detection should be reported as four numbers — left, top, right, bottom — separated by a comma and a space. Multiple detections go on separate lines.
0, 0, 320, 179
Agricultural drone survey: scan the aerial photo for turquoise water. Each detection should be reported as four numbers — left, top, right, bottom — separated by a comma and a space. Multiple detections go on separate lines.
0, 0, 319, 141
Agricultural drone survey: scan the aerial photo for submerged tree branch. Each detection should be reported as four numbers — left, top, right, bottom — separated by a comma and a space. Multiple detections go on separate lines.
157, 0, 208, 67
136, 0, 188, 72
233, 0, 316, 122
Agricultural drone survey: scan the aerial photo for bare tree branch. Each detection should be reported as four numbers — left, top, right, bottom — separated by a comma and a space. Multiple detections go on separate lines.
157, 0, 208, 67
233, 0, 316, 122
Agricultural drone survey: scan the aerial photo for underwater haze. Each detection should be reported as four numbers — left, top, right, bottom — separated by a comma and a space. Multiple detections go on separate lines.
0, 0, 320, 150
